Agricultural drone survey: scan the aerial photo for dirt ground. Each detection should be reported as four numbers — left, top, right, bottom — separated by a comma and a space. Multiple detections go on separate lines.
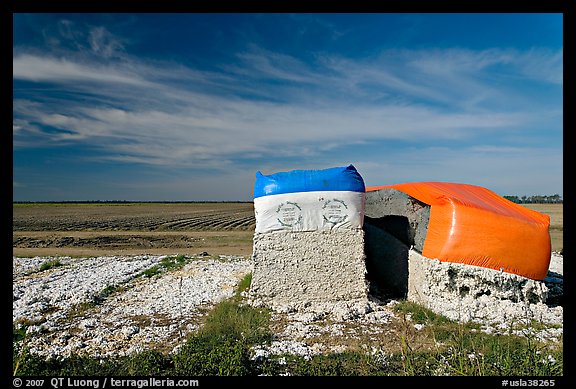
13, 203, 256, 258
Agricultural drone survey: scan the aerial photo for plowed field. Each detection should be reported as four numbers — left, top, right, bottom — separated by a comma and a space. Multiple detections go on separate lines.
13, 202, 256, 257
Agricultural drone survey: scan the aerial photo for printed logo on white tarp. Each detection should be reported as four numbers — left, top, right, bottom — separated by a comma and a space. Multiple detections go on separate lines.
276, 201, 303, 228
254, 191, 365, 233
322, 198, 348, 225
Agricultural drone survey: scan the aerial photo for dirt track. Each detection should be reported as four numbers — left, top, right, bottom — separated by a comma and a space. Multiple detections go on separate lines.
13, 203, 256, 257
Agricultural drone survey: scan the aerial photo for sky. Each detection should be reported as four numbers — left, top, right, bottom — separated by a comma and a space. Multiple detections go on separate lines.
12, 13, 563, 202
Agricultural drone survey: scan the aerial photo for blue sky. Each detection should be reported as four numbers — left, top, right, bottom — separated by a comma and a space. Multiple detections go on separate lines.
13, 13, 563, 201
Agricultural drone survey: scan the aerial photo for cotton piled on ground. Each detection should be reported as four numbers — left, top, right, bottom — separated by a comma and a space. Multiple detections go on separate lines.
13, 255, 252, 359
13, 255, 165, 324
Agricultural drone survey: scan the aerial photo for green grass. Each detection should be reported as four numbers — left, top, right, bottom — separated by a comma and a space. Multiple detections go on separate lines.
13, 282, 563, 377
38, 259, 63, 272
236, 273, 252, 297
138, 254, 188, 278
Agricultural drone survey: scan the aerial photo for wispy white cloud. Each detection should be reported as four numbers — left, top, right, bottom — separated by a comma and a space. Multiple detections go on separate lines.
13, 54, 149, 86
321, 47, 563, 110
88, 26, 126, 58
516, 48, 563, 85
235, 47, 325, 84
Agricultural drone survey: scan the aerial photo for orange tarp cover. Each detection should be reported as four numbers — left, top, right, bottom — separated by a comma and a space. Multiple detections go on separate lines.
366, 182, 551, 280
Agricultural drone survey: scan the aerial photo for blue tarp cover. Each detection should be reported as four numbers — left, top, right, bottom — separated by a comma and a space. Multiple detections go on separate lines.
254, 164, 365, 198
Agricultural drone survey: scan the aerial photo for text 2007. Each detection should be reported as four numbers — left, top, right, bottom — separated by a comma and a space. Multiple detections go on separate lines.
25, 380, 45, 387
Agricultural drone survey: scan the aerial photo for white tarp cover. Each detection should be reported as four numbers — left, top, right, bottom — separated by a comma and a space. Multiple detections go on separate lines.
254, 191, 365, 233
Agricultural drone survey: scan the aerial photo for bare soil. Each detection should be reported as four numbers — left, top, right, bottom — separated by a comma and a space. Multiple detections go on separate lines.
13, 203, 256, 257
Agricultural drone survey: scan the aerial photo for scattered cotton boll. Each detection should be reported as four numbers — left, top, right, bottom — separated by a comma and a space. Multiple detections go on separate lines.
12, 255, 253, 359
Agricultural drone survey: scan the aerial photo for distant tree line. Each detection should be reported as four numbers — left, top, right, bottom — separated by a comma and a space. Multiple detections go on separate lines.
503, 194, 563, 204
